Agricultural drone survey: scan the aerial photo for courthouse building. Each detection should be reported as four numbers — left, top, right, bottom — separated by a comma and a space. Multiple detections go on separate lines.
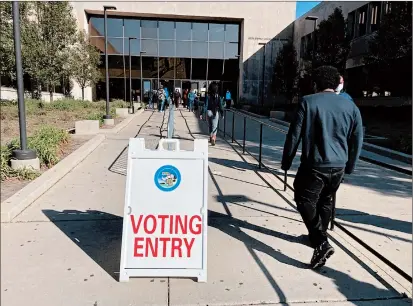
69, 1, 296, 103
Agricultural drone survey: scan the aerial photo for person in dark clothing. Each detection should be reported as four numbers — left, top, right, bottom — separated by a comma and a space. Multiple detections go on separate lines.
173, 89, 181, 108
207, 82, 224, 146
281, 66, 363, 269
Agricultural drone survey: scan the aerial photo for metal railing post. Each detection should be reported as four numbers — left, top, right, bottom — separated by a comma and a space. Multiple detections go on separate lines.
223, 110, 227, 138
243, 116, 246, 154
284, 171, 287, 191
258, 123, 263, 168
231, 112, 235, 143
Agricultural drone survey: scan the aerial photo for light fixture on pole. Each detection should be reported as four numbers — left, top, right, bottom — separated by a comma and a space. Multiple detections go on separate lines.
258, 42, 266, 109
11, 1, 39, 170
305, 16, 318, 71
103, 5, 117, 125
140, 51, 146, 103
128, 37, 137, 113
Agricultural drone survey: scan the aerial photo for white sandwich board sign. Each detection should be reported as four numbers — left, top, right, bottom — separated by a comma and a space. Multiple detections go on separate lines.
119, 138, 208, 282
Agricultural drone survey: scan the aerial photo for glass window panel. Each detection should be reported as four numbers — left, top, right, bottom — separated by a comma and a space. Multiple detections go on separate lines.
109, 78, 126, 100
176, 41, 191, 57
142, 57, 159, 78
176, 22, 191, 40
107, 18, 123, 37
209, 42, 224, 59
191, 59, 207, 80
124, 39, 141, 55
124, 19, 140, 38
125, 56, 141, 77
192, 41, 208, 58
141, 39, 158, 56
225, 42, 239, 59
207, 59, 224, 80
159, 21, 175, 39
106, 38, 124, 54
223, 59, 239, 81
125, 79, 142, 102
175, 58, 191, 79
159, 57, 175, 79
174, 80, 182, 89
225, 24, 239, 42
209, 23, 225, 42
141, 20, 158, 39
89, 17, 104, 36
192, 23, 208, 41
159, 40, 175, 57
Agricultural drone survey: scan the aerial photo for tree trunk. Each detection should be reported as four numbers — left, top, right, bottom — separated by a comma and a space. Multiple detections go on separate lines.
49, 90, 53, 103
81, 87, 84, 101
0, 75, 2, 101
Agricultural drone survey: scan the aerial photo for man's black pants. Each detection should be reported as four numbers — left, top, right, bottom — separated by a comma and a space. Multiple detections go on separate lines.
293, 166, 345, 247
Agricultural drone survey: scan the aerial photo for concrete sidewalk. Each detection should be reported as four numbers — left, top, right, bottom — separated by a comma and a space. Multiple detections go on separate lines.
1, 109, 410, 306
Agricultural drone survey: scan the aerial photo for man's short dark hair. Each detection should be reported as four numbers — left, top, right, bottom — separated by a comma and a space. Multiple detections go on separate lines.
313, 66, 340, 91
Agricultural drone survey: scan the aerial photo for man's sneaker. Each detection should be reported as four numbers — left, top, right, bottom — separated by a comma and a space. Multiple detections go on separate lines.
310, 241, 335, 269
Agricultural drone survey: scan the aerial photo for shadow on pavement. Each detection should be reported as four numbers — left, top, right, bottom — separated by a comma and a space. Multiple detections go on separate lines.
43, 209, 122, 281
336, 208, 412, 235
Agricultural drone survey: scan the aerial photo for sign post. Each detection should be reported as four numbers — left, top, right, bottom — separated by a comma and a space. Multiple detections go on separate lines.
119, 138, 208, 282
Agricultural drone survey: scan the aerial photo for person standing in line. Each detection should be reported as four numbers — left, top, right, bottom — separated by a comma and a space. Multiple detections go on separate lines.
281, 66, 363, 269
207, 82, 224, 146
225, 89, 232, 109
148, 90, 154, 109
188, 89, 196, 112
157, 85, 166, 112
173, 89, 181, 108
183, 88, 189, 108
336, 75, 354, 103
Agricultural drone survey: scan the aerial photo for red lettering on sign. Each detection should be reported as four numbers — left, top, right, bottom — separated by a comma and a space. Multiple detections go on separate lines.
189, 215, 202, 234
158, 215, 168, 234
171, 238, 183, 257
175, 215, 188, 234
159, 237, 170, 257
134, 237, 144, 257
184, 238, 195, 257
169, 215, 174, 234
145, 236, 158, 257
144, 215, 156, 234
130, 215, 143, 234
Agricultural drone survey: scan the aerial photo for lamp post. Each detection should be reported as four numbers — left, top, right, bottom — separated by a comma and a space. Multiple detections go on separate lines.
140, 51, 146, 103
103, 5, 117, 124
128, 37, 137, 113
258, 42, 266, 110
11, 1, 38, 169
305, 16, 318, 72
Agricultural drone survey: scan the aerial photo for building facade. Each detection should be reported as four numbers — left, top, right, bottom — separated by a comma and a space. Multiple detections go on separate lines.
69, 1, 296, 103
291, 1, 411, 102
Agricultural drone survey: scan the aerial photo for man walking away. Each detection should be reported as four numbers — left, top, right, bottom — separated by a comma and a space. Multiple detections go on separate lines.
207, 82, 224, 146
336, 75, 354, 103
225, 89, 232, 109
281, 66, 363, 269
157, 85, 166, 112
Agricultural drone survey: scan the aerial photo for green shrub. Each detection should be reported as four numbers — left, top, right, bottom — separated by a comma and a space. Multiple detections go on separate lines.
8, 126, 69, 168
1, 145, 40, 181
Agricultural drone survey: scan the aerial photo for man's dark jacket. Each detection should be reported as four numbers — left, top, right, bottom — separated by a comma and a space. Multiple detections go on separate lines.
281, 92, 363, 174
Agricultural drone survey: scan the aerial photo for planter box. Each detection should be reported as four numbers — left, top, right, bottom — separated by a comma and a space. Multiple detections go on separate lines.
75, 120, 99, 135
116, 108, 129, 118
270, 111, 286, 120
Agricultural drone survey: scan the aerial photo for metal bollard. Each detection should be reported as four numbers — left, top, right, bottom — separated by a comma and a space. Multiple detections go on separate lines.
223, 110, 226, 139
231, 112, 235, 143
258, 123, 263, 168
243, 116, 246, 154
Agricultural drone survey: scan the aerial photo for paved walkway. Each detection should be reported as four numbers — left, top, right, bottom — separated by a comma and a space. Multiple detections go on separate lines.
1, 109, 411, 306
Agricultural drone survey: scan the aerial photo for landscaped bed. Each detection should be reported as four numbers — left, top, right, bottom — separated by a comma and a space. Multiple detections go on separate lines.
0, 98, 130, 202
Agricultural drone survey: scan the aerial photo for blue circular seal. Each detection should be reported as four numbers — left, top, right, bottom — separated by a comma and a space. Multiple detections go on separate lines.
154, 165, 181, 192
